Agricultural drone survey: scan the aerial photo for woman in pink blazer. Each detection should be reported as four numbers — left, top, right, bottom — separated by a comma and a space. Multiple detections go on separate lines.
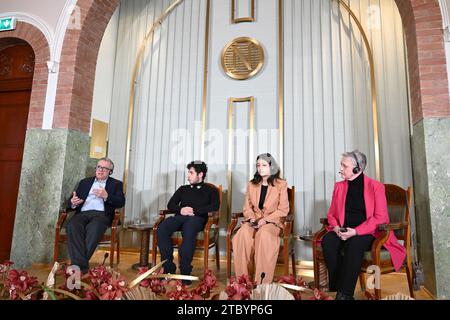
322, 150, 406, 300
232, 153, 289, 284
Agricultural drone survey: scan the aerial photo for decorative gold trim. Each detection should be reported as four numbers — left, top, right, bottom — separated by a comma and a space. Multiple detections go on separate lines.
227, 97, 255, 219
221, 37, 265, 81
124, 0, 185, 191
278, 0, 284, 173
231, 0, 255, 23
335, 0, 381, 180
201, 0, 211, 160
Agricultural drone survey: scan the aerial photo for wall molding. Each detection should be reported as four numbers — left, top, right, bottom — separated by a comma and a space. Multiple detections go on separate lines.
0, 12, 54, 58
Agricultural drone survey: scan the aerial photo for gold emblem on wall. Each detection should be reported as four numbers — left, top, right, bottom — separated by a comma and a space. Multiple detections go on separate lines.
221, 37, 264, 80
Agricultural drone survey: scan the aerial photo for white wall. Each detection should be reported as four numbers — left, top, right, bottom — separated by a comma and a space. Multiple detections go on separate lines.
108, 0, 208, 227
439, 0, 450, 97
91, 7, 120, 132
284, 0, 412, 260
206, 0, 280, 213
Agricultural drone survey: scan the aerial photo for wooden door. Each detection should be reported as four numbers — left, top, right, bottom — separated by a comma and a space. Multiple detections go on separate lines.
0, 42, 34, 261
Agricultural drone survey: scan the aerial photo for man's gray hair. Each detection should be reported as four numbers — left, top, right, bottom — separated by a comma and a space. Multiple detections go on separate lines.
342, 150, 367, 172
97, 157, 115, 170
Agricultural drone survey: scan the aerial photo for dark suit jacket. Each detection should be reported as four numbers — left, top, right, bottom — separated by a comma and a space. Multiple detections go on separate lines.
67, 176, 125, 223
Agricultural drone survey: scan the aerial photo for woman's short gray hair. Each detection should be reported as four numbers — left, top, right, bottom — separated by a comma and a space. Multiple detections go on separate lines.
342, 150, 367, 172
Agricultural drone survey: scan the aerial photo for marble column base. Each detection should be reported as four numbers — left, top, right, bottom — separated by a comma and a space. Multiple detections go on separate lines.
10, 129, 90, 268
412, 118, 450, 299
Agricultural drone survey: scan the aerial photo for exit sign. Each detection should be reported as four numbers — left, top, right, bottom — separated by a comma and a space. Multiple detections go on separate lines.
0, 17, 16, 32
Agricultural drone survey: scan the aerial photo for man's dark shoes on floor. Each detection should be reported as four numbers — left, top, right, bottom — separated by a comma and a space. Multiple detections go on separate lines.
181, 279, 192, 286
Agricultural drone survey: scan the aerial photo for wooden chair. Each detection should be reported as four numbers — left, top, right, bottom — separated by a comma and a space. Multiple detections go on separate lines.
312, 184, 415, 299
53, 208, 123, 267
226, 186, 296, 280
151, 184, 222, 271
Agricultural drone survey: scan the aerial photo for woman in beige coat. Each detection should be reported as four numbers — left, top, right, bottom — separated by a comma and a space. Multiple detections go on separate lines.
232, 153, 289, 284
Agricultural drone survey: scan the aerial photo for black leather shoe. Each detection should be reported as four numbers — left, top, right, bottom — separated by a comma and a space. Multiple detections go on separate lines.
335, 292, 355, 300
181, 279, 192, 286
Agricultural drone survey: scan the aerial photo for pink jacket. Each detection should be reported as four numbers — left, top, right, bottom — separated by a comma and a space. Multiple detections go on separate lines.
243, 180, 289, 229
326, 175, 406, 271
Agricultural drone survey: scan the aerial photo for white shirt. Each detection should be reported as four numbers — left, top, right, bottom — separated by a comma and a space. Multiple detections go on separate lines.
80, 178, 108, 212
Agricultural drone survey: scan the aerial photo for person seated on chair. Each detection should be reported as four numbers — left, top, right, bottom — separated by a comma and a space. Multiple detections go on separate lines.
66, 157, 125, 274
322, 150, 406, 300
157, 161, 219, 285
232, 153, 289, 284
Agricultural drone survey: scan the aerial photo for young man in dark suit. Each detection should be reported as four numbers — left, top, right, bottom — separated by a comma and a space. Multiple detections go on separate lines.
67, 157, 125, 273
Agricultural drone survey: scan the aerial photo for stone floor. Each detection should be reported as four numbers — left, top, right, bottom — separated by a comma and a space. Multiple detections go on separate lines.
25, 248, 432, 300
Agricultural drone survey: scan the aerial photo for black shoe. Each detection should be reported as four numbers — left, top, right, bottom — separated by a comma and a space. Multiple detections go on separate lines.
335, 292, 355, 300
181, 279, 192, 286
162, 261, 177, 275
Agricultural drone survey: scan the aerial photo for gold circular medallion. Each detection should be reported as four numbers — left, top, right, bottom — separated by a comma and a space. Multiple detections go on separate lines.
221, 37, 265, 80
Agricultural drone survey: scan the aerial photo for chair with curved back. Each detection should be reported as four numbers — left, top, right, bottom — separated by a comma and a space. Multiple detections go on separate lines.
312, 184, 415, 299
53, 208, 123, 267
151, 183, 222, 271
226, 186, 296, 280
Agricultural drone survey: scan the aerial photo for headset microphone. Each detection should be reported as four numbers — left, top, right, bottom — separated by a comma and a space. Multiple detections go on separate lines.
350, 152, 361, 174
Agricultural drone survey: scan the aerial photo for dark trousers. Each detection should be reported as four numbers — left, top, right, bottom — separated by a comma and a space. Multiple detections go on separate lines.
66, 210, 110, 273
322, 231, 375, 296
157, 215, 206, 275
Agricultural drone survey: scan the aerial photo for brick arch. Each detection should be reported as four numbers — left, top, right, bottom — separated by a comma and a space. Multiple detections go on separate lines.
395, 0, 450, 124
53, 0, 119, 132
0, 21, 50, 128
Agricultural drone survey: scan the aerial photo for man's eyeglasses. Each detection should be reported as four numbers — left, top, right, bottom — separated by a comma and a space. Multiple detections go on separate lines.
96, 165, 111, 172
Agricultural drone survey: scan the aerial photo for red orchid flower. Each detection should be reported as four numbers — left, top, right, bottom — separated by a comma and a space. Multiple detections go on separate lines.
148, 279, 167, 295
309, 288, 333, 300
6, 269, 38, 300
97, 276, 128, 300
224, 275, 255, 300
202, 270, 217, 288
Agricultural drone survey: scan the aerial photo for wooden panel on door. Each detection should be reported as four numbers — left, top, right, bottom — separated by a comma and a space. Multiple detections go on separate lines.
0, 42, 33, 261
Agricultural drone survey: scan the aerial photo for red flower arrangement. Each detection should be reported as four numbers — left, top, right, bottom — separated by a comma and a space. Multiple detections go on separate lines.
136, 266, 167, 295
223, 274, 256, 300
1, 260, 334, 301
133, 268, 218, 300
57, 264, 128, 300
0, 261, 39, 300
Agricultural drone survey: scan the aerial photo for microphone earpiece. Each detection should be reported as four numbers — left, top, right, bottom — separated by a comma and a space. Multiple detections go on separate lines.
102, 252, 109, 265
260, 272, 266, 285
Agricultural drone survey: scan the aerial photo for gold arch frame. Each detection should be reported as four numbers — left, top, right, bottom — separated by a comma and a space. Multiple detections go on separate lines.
231, 0, 256, 23
227, 96, 255, 218
123, 0, 185, 190
334, 0, 381, 180
123, 0, 381, 189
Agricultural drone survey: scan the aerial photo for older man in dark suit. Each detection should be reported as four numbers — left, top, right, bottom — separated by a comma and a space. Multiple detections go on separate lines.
66, 157, 125, 273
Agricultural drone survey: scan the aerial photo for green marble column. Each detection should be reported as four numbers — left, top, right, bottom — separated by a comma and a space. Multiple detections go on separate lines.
10, 128, 90, 268
411, 118, 450, 299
